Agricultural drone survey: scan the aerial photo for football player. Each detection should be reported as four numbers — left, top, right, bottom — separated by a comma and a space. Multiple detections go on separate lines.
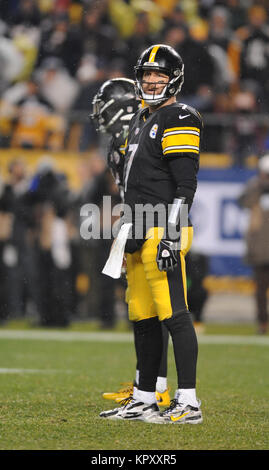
100, 44, 203, 424
91, 77, 171, 407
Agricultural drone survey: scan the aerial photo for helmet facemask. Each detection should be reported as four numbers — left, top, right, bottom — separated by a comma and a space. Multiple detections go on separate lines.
135, 64, 184, 106
91, 96, 136, 137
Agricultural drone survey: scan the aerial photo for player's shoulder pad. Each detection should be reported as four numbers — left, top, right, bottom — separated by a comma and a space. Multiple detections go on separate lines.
161, 102, 203, 131
160, 103, 203, 159
179, 102, 203, 126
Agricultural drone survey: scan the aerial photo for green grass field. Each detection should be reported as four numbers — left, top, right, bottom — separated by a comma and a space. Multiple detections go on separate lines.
0, 322, 268, 451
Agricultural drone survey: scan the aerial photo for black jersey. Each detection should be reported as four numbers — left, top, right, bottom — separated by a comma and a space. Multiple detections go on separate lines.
123, 102, 203, 210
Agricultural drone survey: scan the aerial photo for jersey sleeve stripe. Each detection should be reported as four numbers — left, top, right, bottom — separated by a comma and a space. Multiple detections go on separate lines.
163, 145, 199, 152
164, 126, 200, 133
162, 133, 200, 152
162, 130, 200, 138
163, 147, 200, 155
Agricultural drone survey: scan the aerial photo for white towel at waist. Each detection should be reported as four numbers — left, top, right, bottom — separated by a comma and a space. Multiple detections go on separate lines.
102, 223, 132, 279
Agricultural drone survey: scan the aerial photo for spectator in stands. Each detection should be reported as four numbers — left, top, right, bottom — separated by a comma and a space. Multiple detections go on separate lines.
162, 3, 186, 27
0, 171, 16, 323
9, 23, 40, 83
0, 24, 24, 94
37, 12, 83, 76
81, 2, 120, 65
4, 158, 42, 322
230, 5, 269, 111
108, 0, 163, 40
2, 77, 57, 149
199, 0, 247, 31
231, 81, 261, 166
207, 6, 235, 92
35, 57, 79, 114
221, 0, 247, 31
124, 12, 160, 78
76, 152, 122, 328
238, 154, 269, 334
7, 158, 29, 196
71, 54, 106, 152
208, 6, 232, 51
27, 156, 75, 327
163, 22, 215, 111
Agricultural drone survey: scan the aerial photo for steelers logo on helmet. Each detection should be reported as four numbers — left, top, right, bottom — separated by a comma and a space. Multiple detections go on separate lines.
90, 78, 140, 137
134, 44, 184, 106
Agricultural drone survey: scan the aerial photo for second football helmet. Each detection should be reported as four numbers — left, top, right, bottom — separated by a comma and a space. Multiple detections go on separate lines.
134, 44, 184, 105
91, 78, 139, 137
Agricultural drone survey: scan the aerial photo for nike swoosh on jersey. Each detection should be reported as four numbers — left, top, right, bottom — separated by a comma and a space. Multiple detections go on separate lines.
178, 114, 191, 119
170, 411, 190, 422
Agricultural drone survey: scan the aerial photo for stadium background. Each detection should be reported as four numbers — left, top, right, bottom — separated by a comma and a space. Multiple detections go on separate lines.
0, 0, 268, 329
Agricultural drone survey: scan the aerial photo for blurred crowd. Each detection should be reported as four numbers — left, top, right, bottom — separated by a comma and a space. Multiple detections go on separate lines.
0, 0, 269, 162
0, 0, 269, 330
0, 151, 128, 328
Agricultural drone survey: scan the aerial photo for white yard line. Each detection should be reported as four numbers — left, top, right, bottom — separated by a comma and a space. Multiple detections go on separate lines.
0, 329, 268, 346
0, 330, 133, 343
198, 335, 269, 346
0, 368, 70, 374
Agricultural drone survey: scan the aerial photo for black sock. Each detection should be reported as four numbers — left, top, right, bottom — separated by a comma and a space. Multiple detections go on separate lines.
158, 322, 169, 378
133, 317, 163, 392
133, 322, 140, 387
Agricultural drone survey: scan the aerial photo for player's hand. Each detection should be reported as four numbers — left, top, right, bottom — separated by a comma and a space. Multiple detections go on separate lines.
156, 239, 179, 272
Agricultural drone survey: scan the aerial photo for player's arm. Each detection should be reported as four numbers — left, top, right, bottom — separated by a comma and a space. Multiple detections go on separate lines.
156, 157, 198, 271
157, 111, 202, 271
163, 109, 202, 216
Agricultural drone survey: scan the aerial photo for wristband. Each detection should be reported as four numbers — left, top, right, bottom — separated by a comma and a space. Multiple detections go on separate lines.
168, 197, 186, 227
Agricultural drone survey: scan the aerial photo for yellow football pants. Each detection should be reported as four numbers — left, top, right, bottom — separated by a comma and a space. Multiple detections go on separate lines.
126, 226, 193, 322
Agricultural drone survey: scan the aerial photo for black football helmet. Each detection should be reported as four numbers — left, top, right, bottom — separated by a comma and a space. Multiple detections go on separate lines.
134, 44, 184, 106
91, 78, 139, 137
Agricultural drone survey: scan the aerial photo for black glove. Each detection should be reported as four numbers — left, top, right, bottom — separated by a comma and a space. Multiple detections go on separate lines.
156, 239, 179, 272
